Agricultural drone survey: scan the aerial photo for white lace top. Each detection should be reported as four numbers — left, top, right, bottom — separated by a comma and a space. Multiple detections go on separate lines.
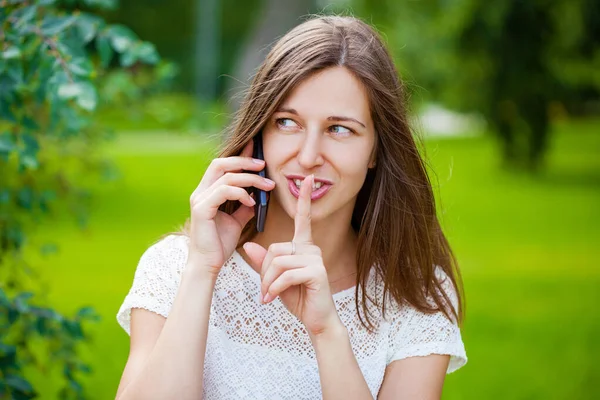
117, 234, 467, 399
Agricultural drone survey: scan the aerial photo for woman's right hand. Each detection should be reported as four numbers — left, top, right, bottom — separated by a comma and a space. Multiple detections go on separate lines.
187, 139, 275, 277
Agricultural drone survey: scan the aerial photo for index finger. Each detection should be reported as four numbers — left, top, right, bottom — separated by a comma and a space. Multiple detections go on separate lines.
293, 174, 313, 244
196, 140, 263, 193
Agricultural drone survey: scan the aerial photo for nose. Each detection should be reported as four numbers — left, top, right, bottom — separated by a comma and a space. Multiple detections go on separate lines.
296, 129, 325, 169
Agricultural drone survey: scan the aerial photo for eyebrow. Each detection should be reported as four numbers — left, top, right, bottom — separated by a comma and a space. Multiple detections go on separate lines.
275, 107, 366, 129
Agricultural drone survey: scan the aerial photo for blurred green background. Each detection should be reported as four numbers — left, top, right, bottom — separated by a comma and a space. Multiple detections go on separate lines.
3, 0, 599, 399
27, 118, 600, 399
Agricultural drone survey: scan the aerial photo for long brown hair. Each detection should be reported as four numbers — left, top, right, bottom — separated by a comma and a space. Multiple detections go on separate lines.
167, 14, 465, 332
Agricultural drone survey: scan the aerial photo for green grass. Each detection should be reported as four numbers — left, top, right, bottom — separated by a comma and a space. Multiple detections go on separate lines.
25, 118, 599, 399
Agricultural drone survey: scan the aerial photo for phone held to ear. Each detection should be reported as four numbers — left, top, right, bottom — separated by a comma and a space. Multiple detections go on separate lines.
252, 132, 269, 232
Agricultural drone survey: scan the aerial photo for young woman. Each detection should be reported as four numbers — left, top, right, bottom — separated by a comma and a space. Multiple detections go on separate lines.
115, 14, 467, 399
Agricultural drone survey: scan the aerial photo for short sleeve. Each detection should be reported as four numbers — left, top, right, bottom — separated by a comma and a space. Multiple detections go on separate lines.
386, 266, 467, 374
116, 234, 189, 335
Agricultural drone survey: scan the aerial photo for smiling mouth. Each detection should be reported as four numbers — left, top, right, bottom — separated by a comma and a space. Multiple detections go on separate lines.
287, 178, 332, 200
291, 179, 324, 190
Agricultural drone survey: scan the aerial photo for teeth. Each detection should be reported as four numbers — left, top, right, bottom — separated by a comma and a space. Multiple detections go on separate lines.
292, 179, 324, 191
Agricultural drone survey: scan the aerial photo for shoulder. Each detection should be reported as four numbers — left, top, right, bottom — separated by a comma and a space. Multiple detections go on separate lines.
145, 233, 190, 258
384, 265, 467, 374
136, 234, 190, 279
116, 234, 191, 335
381, 265, 459, 320
432, 265, 460, 317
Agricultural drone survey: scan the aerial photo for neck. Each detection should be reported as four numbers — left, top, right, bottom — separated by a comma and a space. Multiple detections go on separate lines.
249, 196, 358, 281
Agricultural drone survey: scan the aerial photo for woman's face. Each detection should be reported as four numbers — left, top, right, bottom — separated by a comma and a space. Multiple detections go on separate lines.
262, 66, 376, 223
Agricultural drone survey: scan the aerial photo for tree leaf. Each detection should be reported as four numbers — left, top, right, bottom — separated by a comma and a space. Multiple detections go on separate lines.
0, 98, 17, 123
106, 24, 137, 53
40, 15, 77, 36
4, 374, 35, 394
8, 308, 20, 325
96, 34, 113, 68
19, 152, 40, 170
76, 306, 101, 321
68, 57, 94, 77
11, 5, 37, 34
21, 132, 40, 155
39, 190, 57, 213
136, 41, 160, 64
57, 81, 98, 111
2, 46, 22, 60
62, 320, 84, 339
0, 189, 10, 204
0, 75, 16, 98
5, 224, 25, 251
119, 41, 160, 67
0, 131, 16, 155
75, 12, 103, 44
76, 82, 97, 111
57, 82, 83, 100
0, 343, 17, 367
14, 291, 34, 311
120, 47, 137, 67
6, 59, 24, 85
22, 116, 39, 131
0, 288, 11, 307
17, 186, 34, 209
82, 0, 118, 10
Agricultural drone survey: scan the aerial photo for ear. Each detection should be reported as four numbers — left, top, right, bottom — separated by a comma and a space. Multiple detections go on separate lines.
368, 139, 377, 169
368, 152, 377, 169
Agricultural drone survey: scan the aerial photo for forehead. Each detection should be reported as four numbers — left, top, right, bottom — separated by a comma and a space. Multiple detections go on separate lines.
278, 67, 371, 124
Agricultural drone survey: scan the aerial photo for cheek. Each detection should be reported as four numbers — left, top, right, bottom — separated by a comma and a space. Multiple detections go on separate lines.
262, 135, 290, 174
333, 149, 371, 177
331, 153, 371, 195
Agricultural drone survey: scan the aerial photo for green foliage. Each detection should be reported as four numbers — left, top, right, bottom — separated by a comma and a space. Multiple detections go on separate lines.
450, 0, 600, 169
98, 0, 263, 92
358, 0, 600, 170
0, 288, 100, 399
0, 0, 163, 398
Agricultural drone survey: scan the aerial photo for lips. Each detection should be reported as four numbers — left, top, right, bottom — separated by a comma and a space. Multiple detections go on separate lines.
285, 174, 333, 186
287, 178, 332, 200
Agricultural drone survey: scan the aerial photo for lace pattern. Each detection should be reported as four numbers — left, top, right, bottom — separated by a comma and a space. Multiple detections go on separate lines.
116, 234, 468, 398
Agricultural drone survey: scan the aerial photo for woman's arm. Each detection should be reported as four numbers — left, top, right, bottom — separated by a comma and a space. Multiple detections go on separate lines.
115, 260, 217, 400
310, 322, 374, 400
377, 354, 449, 400
311, 323, 450, 400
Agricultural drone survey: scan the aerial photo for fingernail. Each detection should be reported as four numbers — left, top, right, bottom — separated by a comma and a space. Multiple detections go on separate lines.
263, 293, 272, 303
252, 158, 265, 164
264, 178, 275, 185
249, 197, 256, 205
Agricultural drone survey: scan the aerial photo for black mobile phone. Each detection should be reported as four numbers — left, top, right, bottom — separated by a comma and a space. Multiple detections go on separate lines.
252, 132, 269, 232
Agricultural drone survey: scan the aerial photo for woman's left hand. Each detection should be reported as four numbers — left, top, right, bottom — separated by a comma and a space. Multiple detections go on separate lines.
243, 175, 342, 337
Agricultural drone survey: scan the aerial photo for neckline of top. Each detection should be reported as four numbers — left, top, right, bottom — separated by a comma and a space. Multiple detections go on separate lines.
230, 249, 359, 300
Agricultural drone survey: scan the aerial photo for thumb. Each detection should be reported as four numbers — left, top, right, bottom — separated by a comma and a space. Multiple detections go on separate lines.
232, 202, 255, 228
243, 241, 267, 273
